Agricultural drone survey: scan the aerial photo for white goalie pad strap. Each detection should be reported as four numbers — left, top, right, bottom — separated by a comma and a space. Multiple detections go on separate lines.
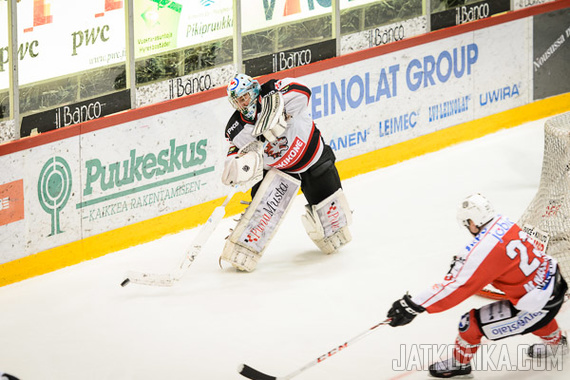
301, 189, 352, 254
221, 149, 263, 187
252, 92, 287, 143
220, 168, 301, 271
220, 242, 261, 272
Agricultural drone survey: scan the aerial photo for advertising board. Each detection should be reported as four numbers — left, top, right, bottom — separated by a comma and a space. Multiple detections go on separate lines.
0, 95, 232, 263
305, 19, 530, 161
1, 2, 570, 285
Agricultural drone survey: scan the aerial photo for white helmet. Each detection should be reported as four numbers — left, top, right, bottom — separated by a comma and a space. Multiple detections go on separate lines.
456, 193, 495, 228
227, 73, 260, 120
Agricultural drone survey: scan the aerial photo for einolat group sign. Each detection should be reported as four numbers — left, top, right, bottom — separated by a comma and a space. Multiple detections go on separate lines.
306, 19, 530, 161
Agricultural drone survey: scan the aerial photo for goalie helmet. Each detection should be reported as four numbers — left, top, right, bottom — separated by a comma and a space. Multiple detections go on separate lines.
456, 193, 495, 228
227, 74, 260, 120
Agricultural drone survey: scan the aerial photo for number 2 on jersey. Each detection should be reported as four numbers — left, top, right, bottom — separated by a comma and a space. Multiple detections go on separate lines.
505, 232, 540, 276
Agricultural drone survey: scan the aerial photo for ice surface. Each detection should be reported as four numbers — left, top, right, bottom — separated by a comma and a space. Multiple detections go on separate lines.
0, 116, 568, 379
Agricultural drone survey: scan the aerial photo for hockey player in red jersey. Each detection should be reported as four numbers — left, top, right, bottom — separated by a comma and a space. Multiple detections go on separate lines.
387, 193, 568, 378
219, 73, 352, 271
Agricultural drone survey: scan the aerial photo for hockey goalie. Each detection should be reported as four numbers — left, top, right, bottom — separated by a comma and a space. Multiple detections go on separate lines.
219, 73, 352, 271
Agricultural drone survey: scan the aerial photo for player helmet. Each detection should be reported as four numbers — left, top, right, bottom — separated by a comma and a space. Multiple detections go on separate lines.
227, 74, 260, 120
456, 193, 495, 228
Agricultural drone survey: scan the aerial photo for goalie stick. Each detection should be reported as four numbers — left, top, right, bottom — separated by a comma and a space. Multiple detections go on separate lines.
238, 319, 391, 380
120, 186, 237, 287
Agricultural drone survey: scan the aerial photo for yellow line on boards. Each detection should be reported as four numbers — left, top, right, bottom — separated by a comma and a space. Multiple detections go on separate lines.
337, 93, 570, 179
1, 93, 569, 287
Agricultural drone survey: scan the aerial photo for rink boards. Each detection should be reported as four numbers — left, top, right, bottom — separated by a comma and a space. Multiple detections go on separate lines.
0, 1, 569, 286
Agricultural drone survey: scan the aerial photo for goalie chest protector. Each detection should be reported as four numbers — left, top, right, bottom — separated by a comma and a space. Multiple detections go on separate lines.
225, 78, 324, 174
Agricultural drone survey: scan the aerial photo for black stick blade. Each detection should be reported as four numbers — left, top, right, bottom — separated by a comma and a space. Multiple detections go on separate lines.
238, 364, 277, 380
120, 278, 130, 287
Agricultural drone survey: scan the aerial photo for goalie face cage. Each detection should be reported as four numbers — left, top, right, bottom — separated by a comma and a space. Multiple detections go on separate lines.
478, 112, 570, 301
227, 74, 260, 120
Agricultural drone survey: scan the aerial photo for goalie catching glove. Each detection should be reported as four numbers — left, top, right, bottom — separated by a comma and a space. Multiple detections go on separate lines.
387, 294, 425, 327
222, 142, 263, 188
252, 91, 288, 143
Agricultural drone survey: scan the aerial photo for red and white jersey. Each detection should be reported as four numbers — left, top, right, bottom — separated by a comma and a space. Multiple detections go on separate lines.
411, 215, 558, 313
225, 78, 324, 174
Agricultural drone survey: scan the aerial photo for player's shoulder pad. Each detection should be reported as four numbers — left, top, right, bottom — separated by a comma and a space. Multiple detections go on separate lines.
260, 79, 279, 97
227, 145, 239, 156
281, 79, 311, 97
225, 111, 252, 140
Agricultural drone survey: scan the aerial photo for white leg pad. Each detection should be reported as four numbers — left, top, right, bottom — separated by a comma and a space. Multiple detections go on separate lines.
301, 189, 352, 254
220, 241, 261, 272
220, 168, 301, 271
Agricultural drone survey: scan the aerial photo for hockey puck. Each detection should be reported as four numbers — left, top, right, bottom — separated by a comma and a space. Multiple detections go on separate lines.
120, 278, 130, 287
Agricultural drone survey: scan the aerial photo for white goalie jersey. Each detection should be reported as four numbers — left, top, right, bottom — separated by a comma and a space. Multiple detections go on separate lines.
224, 78, 325, 175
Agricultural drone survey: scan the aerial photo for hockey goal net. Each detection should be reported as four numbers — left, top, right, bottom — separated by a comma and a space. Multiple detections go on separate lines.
519, 111, 570, 285
479, 111, 570, 300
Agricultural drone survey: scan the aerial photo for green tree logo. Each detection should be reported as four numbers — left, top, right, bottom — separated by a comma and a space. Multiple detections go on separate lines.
38, 157, 72, 236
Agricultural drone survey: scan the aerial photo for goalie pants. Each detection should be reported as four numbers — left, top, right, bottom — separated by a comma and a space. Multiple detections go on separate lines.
454, 269, 568, 364
252, 143, 342, 206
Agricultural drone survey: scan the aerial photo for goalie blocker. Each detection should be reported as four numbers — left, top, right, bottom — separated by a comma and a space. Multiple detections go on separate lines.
220, 169, 301, 271
252, 91, 288, 143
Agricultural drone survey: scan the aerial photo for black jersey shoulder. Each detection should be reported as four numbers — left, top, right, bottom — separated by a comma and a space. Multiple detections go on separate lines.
259, 79, 279, 97
261, 79, 312, 99
225, 110, 253, 140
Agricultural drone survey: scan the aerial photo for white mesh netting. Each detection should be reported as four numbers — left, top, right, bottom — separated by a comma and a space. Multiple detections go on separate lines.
518, 111, 570, 284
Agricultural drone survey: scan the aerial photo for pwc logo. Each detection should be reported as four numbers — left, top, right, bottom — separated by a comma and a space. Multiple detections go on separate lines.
0, 179, 25, 227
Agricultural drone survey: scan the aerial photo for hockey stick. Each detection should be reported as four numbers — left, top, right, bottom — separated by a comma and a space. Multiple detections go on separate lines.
120, 186, 237, 287
238, 319, 391, 380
